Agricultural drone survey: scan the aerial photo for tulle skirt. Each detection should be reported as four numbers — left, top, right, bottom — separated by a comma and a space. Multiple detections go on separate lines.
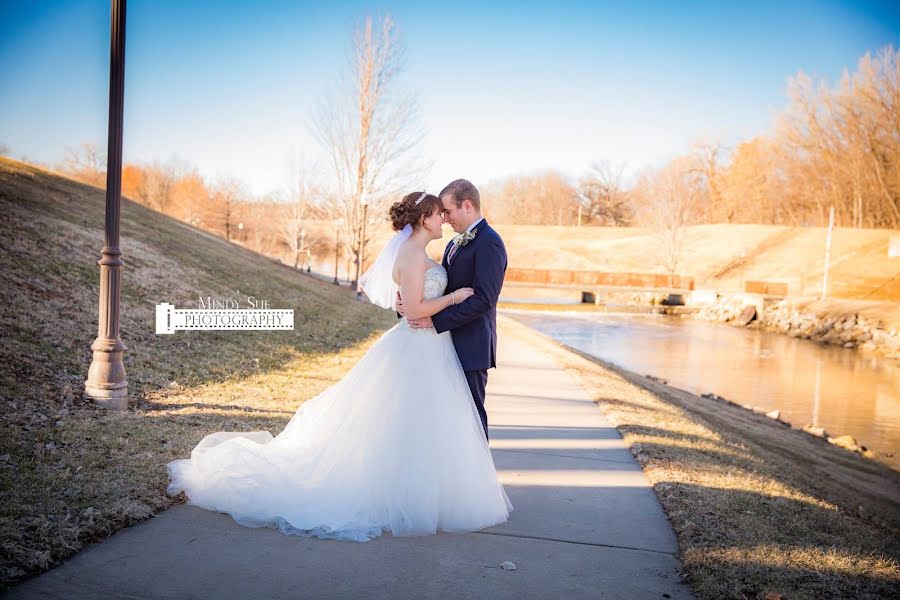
166, 320, 512, 542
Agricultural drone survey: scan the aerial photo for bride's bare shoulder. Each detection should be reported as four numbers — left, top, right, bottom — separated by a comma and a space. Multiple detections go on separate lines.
394, 242, 428, 276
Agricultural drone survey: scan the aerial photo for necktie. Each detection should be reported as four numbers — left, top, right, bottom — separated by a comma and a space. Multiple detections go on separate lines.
448, 241, 461, 263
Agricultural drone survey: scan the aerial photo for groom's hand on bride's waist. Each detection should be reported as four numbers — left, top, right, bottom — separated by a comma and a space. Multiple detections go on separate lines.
407, 316, 433, 329
396, 291, 432, 328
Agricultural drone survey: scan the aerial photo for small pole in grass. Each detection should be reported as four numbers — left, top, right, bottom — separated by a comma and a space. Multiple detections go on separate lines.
821, 206, 834, 300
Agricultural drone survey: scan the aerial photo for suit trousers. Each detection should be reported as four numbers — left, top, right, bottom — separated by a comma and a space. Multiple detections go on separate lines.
464, 369, 489, 441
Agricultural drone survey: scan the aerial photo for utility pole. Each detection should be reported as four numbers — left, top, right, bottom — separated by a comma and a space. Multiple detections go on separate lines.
821, 206, 834, 300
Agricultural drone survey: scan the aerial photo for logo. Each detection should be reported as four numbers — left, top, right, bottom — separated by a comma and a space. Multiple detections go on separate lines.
155, 294, 294, 334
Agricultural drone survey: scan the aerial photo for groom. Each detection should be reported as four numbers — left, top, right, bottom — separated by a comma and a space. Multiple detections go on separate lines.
397, 179, 507, 441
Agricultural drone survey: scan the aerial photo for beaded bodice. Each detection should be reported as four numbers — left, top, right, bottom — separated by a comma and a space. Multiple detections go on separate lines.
397, 262, 447, 330
422, 262, 448, 300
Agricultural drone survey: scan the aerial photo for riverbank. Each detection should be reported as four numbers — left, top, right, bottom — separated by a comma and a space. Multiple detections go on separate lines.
506, 290, 900, 359
498, 315, 900, 600
694, 294, 900, 359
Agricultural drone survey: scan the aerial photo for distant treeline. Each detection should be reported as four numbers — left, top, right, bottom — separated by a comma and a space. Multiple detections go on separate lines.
50, 44, 899, 258
482, 45, 900, 230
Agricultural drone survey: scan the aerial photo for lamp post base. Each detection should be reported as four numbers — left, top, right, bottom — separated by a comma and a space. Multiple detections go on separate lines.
84, 337, 128, 410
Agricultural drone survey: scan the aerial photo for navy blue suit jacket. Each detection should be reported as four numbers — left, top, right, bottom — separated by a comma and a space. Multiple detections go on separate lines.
431, 219, 507, 371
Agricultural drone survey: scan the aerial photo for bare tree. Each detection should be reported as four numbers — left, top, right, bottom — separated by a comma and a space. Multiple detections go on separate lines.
576, 161, 630, 225
632, 157, 702, 283
0, 142, 9, 156
60, 142, 106, 187
243, 195, 282, 255
688, 140, 728, 223
137, 160, 180, 212
832, 46, 900, 227
171, 168, 209, 227
311, 13, 428, 286
207, 176, 247, 241
485, 170, 579, 225
624, 45, 900, 230
276, 155, 318, 269
716, 136, 785, 223
772, 45, 900, 228
480, 176, 529, 224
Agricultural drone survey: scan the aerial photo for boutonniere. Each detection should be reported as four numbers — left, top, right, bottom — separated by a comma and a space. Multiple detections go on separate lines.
453, 227, 478, 247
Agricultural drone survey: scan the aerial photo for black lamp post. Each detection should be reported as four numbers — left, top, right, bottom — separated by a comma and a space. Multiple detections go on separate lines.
85, 0, 128, 409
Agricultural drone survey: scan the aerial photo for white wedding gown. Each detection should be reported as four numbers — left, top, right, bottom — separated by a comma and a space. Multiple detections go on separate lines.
166, 261, 512, 541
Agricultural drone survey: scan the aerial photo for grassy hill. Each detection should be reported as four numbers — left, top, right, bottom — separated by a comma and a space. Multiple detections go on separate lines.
0, 158, 396, 588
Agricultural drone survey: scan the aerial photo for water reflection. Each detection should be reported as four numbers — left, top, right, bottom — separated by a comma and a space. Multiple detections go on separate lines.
505, 310, 900, 468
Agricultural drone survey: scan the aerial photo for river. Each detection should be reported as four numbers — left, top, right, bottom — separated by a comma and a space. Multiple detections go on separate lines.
504, 309, 900, 468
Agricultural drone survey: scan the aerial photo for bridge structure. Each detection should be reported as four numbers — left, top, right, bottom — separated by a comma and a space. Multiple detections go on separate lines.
501, 268, 696, 303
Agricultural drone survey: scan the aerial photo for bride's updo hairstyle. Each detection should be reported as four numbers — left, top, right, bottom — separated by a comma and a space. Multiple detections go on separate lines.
389, 191, 442, 231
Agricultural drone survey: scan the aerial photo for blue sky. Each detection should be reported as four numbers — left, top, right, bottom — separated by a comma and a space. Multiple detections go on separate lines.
1, 0, 898, 196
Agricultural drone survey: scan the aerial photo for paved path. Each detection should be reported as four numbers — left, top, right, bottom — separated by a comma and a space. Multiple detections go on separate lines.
6, 325, 694, 599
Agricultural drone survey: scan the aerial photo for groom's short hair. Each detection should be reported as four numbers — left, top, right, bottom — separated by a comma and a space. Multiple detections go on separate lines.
440, 179, 480, 212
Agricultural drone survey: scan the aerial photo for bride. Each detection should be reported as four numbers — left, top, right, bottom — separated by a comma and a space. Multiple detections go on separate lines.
166, 191, 513, 542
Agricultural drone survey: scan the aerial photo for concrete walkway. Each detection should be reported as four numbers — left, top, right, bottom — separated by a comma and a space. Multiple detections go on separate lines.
6, 327, 694, 599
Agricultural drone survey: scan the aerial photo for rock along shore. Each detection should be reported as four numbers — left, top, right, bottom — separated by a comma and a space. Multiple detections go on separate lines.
693, 295, 900, 359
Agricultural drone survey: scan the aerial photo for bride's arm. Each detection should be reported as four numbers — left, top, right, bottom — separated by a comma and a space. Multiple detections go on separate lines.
396, 252, 467, 320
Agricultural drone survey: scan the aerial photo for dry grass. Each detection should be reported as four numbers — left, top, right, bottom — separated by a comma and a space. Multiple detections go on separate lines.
499, 315, 900, 600
0, 158, 397, 589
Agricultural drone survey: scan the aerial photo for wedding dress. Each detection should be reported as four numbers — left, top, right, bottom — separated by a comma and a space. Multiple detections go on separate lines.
166, 261, 512, 542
